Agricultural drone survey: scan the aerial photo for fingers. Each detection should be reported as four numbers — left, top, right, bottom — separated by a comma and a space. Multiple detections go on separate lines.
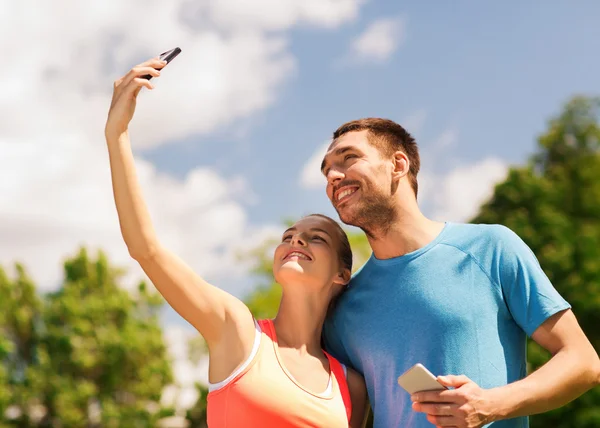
109, 57, 167, 112
426, 414, 458, 427
113, 57, 167, 90
412, 402, 454, 416
115, 64, 163, 90
109, 76, 154, 110
412, 390, 457, 403
126, 77, 154, 97
438, 375, 472, 388
141, 57, 169, 69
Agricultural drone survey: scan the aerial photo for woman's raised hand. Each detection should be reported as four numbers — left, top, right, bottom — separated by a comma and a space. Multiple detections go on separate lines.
105, 57, 166, 140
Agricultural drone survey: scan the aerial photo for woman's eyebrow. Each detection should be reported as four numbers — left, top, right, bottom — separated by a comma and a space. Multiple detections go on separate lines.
282, 227, 296, 235
282, 227, 331, 237
309, 228, 332, 237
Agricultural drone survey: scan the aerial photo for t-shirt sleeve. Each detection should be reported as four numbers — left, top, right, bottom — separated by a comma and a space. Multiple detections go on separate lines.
491, 225, 571, 337
322, 314, 352, 367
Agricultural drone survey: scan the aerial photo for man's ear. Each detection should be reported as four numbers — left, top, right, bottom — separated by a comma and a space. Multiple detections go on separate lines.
392, 151, 410, 180
333, 268, 351, 286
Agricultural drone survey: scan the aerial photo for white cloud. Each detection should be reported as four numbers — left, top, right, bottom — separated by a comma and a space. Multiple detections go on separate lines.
162, 326, 210, 412
416, 127, 506, 222
0, 0, 365, 292
349, 16, 406, 63
205, 0, 366, 31
0, 132, 269, 292
425, 158, 508, 222
300, 140, 331, 189
430, 128, 458, 150
0, 0, 367, 148
400, 109, 427, 136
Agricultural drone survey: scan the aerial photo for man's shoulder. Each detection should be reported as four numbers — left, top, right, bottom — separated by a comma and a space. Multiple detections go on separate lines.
441, 222, 519, 253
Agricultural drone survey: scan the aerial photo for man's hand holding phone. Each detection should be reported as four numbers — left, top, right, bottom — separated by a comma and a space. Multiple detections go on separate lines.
398, 365, 494, 428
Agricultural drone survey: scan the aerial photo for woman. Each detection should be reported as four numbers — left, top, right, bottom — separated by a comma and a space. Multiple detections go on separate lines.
105, 57, 368, 427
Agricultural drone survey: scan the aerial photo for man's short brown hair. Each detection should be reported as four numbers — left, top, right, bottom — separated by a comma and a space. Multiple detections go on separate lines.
332, 118, 420, 196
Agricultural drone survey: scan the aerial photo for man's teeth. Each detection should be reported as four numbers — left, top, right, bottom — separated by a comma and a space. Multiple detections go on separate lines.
288, 252, 310, 260
337, 188, 356, 201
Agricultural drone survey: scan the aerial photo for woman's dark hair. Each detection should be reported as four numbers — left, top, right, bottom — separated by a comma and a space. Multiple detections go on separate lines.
303, 213, 353, 275
304, 215, 353, 350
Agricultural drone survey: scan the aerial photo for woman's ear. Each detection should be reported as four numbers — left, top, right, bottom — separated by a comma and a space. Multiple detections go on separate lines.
333, 268, 351, 286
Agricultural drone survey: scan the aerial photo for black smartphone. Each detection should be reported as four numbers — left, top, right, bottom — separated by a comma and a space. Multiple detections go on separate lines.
143, 47, 182, 80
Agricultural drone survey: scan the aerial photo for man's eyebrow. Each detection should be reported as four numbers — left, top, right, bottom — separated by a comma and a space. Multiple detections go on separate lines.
320, 146, 354, 173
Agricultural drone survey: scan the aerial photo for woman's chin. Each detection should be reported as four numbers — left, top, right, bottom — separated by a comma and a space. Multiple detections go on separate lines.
277, 264, 305, 279
276, 266, 318, 287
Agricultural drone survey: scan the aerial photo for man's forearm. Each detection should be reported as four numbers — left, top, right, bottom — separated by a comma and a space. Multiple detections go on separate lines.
489, 347, 600, 421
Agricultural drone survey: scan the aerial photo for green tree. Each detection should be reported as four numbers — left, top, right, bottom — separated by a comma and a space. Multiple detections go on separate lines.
0, 264, 43, 428
1, 249, 174, 427
185, 383, 208, 428
185, 335, 208, 428
472, 96, 600, 427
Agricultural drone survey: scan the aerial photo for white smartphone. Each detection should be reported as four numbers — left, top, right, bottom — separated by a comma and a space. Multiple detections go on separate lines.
397, 363, 447, 394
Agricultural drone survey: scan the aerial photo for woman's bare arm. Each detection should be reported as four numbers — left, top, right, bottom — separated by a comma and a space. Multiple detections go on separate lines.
104, 58, 255, 362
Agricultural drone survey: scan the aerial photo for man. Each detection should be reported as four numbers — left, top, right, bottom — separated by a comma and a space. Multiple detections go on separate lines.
321, 118, 600, 427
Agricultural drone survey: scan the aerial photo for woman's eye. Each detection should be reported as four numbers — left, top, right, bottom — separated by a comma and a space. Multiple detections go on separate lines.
282, 235, 292, 241
312, 235, 325, 241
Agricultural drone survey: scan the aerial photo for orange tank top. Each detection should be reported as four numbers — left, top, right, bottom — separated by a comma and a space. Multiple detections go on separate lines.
207, 319, 352, 427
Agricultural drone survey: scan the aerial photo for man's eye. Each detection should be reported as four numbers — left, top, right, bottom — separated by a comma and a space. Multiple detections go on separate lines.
344, 154, 356, 161
312, 235, 325, 241
282, 235, 292, 241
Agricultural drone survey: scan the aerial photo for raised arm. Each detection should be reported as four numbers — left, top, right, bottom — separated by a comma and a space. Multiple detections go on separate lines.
104, 58, 255, 361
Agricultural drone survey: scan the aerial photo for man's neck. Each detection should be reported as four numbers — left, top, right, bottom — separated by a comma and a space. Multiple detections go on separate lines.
367, 206, 446, 260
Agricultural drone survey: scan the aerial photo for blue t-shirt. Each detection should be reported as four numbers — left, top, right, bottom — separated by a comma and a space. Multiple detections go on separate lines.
323, 223, 570, 428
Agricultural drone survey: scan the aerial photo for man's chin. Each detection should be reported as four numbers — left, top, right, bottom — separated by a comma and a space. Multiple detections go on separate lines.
335, 205, 360, 227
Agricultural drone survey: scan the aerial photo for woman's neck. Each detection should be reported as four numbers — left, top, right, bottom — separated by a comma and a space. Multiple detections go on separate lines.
273, 289, 330, 356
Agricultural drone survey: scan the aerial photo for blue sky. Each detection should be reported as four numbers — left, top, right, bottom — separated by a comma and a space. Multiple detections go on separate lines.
144, 1, 600, 227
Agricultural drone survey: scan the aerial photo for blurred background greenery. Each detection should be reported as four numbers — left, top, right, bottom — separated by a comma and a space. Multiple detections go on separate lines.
2, 96, 599, 426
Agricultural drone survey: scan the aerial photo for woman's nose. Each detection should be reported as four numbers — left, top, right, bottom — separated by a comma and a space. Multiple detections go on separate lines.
291, 233, 307, 246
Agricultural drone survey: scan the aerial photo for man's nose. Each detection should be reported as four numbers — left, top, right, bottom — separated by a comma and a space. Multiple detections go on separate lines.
327, 168, 344, 185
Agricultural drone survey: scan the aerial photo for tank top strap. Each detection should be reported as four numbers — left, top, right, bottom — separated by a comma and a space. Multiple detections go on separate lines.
325, 351, 352, 423
257, 319, 276, 340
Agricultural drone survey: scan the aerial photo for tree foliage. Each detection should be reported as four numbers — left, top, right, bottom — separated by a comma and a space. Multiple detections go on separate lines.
472, 96, 600, 427
185, 383, 208, 428
0, 249, 173, 427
